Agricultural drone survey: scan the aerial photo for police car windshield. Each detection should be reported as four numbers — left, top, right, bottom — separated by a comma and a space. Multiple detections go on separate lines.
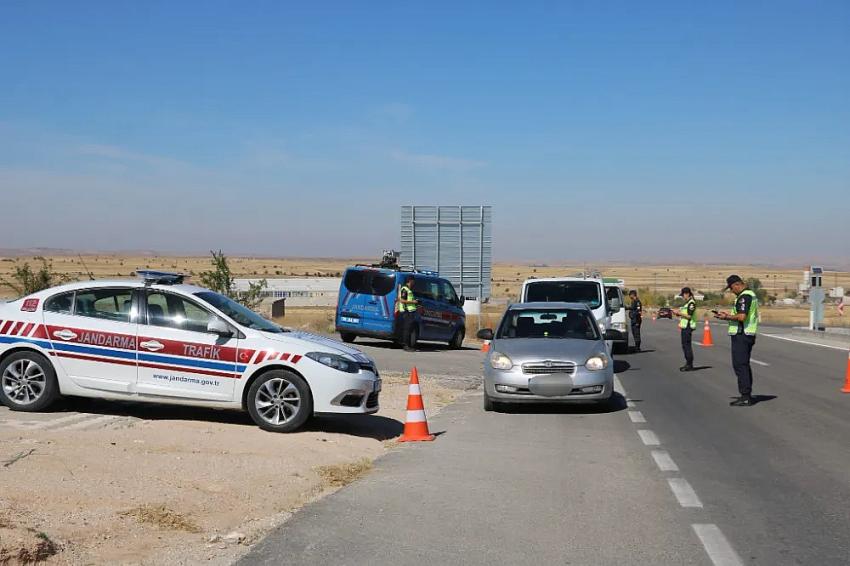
195, 291, 283, 333
525, 281, 602, 308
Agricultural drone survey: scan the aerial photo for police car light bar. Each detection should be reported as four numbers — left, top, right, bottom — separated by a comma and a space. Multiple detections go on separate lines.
135, 270, 186, 285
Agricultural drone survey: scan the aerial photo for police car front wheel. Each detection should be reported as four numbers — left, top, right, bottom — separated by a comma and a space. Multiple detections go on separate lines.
247, 370, 313, 433
0, 351, 61, 412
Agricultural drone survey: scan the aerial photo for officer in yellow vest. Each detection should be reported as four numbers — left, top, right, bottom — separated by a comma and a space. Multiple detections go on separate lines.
715, 275, 759, 406
395, 275, 419, 352
671, 287, 697, 372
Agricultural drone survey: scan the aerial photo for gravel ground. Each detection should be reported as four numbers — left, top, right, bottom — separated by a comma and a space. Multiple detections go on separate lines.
0, 371, 466, 565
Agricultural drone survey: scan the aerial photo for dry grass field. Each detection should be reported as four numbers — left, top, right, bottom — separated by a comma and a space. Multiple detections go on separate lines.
1, 255, 848, 327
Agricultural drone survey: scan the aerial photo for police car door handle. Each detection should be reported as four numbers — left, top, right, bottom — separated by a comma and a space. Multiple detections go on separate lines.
53, 329, 77, 341
139, 340, 165, 352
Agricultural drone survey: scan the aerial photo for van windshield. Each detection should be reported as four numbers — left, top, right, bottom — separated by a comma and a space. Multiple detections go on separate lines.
525, 281, 602, 308
343, 270, 395, 296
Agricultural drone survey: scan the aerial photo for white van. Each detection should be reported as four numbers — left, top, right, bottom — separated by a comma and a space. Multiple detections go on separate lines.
604, 279, 629, 354
519, 276, 622, 351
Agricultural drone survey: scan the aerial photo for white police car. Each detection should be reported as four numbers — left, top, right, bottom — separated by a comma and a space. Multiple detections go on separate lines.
0, 271, 381, 432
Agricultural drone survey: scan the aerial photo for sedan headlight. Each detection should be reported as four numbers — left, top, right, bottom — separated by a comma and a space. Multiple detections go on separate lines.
612, 322, 627, 331
585, 353, 610, 371
489, 352, 513, 370
598, 322, 606, 334
306, 352, 359, 373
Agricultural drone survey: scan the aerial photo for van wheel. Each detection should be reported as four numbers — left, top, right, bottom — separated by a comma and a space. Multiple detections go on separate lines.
449, 328, 465, 349
340, 332, 357, 343
247, 370, 313, 433
0, 351, 61, 412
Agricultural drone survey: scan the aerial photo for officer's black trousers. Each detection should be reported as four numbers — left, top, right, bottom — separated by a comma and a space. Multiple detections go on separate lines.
399, 311, 416, 349
631, 323, 641, 349
680, 327, 694, 366
731, 334, 756, 397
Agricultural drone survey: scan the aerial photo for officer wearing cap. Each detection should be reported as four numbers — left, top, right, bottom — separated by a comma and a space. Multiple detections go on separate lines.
671, 287, 697, 371
395, 275, 419, 352
626, 290, 643, 352
715, 275, 758, 406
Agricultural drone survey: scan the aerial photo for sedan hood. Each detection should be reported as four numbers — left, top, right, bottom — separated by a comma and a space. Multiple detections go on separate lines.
262, 330, 374, 363
491, 338, 605, 364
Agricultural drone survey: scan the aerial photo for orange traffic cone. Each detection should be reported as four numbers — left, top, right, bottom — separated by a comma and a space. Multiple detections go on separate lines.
481, 340, 490, 353
701, 318, 714, 347
398, 367, 435, 442
841, 350, 850, 394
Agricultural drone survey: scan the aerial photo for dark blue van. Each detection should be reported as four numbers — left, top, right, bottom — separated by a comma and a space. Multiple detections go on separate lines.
335, 266, 466, 348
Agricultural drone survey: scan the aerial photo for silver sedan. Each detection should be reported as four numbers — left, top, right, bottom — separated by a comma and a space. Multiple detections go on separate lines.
478, 302, 620, 411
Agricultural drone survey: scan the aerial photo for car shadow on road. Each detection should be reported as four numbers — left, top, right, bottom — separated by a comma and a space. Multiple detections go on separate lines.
613, 360, 631, 373
305, 414, 404, 440
495, 392, 627, 415
53, 397, 405, 440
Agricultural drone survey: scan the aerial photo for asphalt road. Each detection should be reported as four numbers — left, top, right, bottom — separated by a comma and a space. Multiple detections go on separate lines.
242, 323, 850, 565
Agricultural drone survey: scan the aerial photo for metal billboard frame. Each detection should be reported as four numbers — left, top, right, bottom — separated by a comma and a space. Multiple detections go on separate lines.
400, 205, 492, 300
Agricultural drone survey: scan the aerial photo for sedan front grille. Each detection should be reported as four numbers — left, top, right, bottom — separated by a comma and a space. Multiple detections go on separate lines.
521, 361, 577, 375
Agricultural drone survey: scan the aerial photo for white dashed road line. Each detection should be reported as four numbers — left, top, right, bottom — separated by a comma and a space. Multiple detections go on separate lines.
762, 333, 849, 351
613, 374, 626, 396
692, 524, 744, 566
668, 478, 703, 508
651, 450, 679, 472
637, 429, 660, 446
750, 359, 770, 367
620, 373, 743, 564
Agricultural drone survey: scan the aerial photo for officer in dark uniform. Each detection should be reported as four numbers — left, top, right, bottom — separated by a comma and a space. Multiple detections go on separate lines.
715, 275, 759, 406
626, 290, 642, 352
672, 287, 697, 371
395, 275, 419, 352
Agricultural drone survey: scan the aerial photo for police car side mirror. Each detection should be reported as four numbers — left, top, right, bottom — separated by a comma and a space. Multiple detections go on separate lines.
207, 317, 233, 337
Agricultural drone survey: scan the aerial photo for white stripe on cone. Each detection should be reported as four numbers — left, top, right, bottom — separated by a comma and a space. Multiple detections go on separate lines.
408, 384, 421, 395
406, 410, 427, 422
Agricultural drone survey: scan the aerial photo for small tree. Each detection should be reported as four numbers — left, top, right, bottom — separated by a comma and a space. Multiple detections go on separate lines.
199, 250, 267, 310
0, 257, 70, 297
746, 277, 768, 304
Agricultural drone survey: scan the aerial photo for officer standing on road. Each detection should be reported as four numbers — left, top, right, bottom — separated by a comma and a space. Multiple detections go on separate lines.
715, 275, 759, 406
396, 275, 419, 352
626, 290, 643, 352
672, 287, 697, 371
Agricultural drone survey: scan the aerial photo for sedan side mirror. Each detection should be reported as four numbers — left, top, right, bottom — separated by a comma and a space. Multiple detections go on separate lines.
476, 328, 494, 341
603, 329, 624, 341
207, 317, 233, 337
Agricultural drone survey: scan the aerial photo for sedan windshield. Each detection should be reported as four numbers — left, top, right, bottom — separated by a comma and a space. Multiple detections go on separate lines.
195, 291, 283, 333
497, 309, 599, 340
525, 281, 602, 308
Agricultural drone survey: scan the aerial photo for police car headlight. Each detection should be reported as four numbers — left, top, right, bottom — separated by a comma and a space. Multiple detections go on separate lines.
489, 352, 513, 370
585, 354, 610, 371
598, 322, 606, 334
305, 352, 359, 373
613, 322, 627, 331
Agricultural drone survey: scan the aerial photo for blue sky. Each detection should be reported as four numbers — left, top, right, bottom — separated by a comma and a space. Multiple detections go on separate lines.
1, 1, 848, 263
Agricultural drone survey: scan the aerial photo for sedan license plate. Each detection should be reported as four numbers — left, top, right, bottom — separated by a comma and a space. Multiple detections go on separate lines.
340, 316, 360, 324
373, 379, 382, 393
